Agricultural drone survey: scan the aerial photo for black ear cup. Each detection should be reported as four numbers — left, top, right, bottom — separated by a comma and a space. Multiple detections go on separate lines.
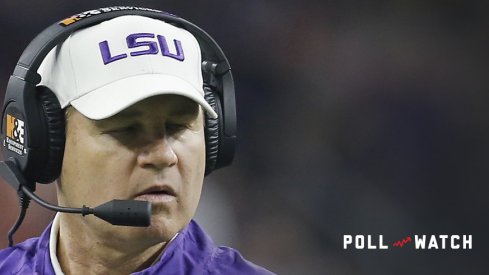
203, 85, 222, 176
34, 86, 65, 183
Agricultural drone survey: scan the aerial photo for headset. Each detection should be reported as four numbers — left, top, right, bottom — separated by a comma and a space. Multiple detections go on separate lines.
1, 6, 236, 183
0, 6, 236, 246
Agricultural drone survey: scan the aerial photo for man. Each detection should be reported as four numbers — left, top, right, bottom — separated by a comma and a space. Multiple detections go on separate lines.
0, 13, 273, 274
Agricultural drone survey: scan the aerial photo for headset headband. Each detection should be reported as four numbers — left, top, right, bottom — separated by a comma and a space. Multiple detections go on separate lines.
17, 8, 225, 79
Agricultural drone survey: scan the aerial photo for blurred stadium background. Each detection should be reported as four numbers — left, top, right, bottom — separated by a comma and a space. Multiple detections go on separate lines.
0, 1, 488, 274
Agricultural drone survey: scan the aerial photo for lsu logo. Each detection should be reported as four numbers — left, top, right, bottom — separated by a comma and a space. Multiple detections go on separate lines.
6, 114, 24, 144
99, 32, 185, 65
5, 114, 25, 156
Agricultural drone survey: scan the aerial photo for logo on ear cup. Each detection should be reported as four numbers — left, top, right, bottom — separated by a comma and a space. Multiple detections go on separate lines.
4, 114, 25, 155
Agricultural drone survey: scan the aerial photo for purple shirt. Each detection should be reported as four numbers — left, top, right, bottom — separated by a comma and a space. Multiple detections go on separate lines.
0, 220, 274, 274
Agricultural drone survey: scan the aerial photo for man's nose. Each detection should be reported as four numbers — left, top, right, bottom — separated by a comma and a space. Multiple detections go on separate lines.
137, 136, 178, 170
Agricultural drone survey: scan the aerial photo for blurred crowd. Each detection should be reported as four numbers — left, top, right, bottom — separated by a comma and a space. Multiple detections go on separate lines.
1, 1, 488, 274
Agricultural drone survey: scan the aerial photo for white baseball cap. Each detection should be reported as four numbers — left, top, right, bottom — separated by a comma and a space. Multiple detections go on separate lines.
38, 15, 217, 120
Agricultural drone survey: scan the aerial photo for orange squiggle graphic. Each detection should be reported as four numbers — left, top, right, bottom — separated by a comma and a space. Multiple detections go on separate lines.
393, 236, 412, 248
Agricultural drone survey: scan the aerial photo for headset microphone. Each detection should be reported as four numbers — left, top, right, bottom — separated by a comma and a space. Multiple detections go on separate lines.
0, 160, 151, 246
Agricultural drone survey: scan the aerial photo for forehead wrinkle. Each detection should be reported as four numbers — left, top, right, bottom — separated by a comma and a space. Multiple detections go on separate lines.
111, 110, 143, 120
92, 110, 142, 128
167, 102, 200, 119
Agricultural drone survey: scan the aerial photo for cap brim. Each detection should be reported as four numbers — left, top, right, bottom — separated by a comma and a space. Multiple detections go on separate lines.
70, 74, 218, 120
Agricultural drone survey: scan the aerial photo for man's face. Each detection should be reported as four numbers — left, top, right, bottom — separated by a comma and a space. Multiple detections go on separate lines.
58, 94, 206, 245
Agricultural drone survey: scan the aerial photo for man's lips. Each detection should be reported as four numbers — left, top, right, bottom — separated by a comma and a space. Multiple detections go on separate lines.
134, 185, 177, 203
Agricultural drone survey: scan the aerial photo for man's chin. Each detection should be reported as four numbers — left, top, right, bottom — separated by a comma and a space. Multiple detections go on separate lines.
146, 215, 187, 241
84, 211, 189, 246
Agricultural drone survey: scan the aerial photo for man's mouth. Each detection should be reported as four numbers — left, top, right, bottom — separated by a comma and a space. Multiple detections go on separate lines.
134, 186, 177, 203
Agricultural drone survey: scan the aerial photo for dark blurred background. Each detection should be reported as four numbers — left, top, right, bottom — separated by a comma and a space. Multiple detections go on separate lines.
1, 1, 488, 274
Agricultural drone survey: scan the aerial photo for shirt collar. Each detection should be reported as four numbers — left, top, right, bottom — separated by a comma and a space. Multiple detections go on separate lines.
49, 213, 64, 275
48, 213, 180, 274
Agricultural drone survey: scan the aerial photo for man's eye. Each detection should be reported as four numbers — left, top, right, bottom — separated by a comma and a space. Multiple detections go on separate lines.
107, 125, 139, 134
166, 123, 187, 132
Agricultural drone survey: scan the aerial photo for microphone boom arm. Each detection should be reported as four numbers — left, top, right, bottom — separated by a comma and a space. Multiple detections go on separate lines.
0, 159, 151, 246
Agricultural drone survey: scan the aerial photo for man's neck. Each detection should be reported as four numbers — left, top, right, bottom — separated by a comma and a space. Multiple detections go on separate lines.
56, 214, 166, 275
